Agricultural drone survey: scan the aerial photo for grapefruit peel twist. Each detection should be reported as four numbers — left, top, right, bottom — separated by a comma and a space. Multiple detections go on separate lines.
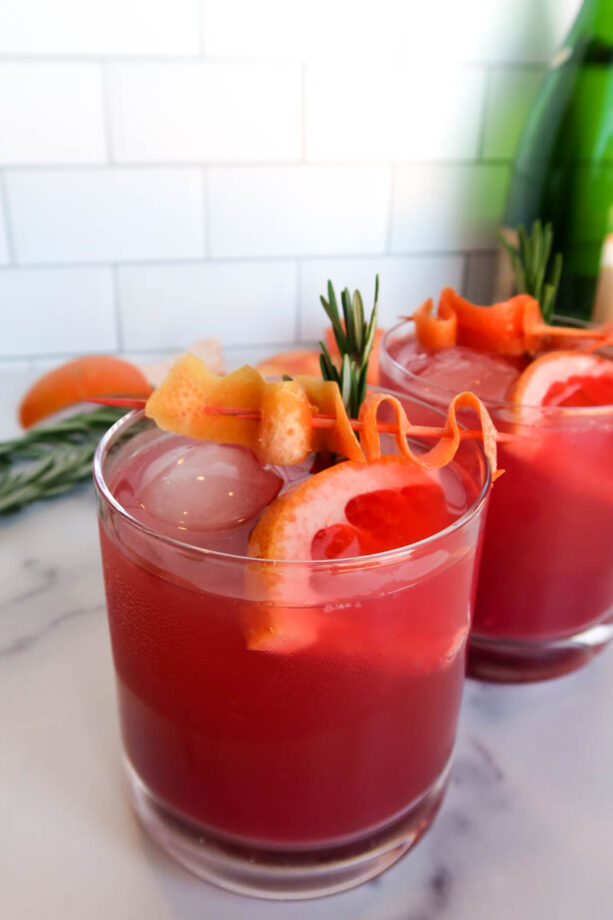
410, 288, 613, 357
142, 353, 500, 480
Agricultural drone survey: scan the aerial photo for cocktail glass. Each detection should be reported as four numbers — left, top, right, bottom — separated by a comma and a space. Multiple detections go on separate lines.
93, 403, 490, 899
381, 320, 613, 682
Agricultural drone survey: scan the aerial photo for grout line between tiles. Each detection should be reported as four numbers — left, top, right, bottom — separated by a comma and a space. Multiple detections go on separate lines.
0, 54, 555, 70
0, 158, 514, 171
202, 168, 210, 258
385, 166, 396, 254
476, 66, 491, 161
0, 249, 500, 272
110, 264, 123, 350
0, 171, 17, 264
460, 253, 471, 297
100, 62, 114, 163
294, 260, 302, 341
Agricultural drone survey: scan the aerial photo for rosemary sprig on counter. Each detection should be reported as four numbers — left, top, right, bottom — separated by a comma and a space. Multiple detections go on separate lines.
498, 219, 563, 323
0, 406, 125, 515
319, 275, 379, 417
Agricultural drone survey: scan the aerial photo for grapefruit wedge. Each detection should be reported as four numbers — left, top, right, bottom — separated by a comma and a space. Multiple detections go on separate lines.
510, 351, 613, 410
256, 349, 322, 379
19, 355, 152, 428
248, 456, 452, 562
504, 350, 613, 504
244, 457, 454, 653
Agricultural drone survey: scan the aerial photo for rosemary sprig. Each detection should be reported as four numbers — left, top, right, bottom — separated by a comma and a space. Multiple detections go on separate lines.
498, 219, 563, 323
319, 275, 379, 417
0, 406, 125, 516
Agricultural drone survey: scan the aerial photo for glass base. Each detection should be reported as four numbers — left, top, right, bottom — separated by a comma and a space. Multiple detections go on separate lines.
467, 619, 613, 683
125, 757, 451, 900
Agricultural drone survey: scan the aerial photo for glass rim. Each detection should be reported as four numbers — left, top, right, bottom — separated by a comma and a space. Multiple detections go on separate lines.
381, 314, 613, 416
93, 406, 492, 570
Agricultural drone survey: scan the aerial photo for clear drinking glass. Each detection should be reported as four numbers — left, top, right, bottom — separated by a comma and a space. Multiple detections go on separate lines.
94, 406, 490, 899
381, 320, 613, 683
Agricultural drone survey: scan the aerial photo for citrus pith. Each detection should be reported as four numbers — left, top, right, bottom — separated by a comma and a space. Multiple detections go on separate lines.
248, 456, 453, 562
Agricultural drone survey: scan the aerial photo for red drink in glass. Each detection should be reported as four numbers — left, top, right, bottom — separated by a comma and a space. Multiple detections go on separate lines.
381, 326, 613, 682
94, 404, 490, 898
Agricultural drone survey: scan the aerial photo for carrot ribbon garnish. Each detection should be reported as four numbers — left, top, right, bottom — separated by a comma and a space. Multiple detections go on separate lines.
411, 288, 613, 356
359, 391, 500, 479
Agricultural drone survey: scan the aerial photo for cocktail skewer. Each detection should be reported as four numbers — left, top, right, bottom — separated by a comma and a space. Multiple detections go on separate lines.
87, 396, 513, 442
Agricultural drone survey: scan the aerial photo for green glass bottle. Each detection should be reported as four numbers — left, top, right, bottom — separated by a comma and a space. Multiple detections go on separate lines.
504, 0, 613, 319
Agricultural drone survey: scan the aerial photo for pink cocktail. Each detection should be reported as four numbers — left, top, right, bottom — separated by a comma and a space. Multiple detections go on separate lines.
94, 403, 490, 899
381, 325, 613, 682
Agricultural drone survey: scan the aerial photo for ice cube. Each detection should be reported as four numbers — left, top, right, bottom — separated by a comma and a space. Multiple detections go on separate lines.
136, 439, 282, 534
398, 339, 525, 400
408, 342, 523, 402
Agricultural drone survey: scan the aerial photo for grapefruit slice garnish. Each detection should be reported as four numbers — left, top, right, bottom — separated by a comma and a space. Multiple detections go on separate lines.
244, 457, 458, 653
248, 456, 453, 562
504, 350, 613, 511
19, 355, 152, 429
510, 351, 613, 409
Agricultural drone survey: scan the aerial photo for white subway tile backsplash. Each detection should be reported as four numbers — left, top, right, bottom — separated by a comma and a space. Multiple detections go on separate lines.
298, 255, 465, 340
0, 0, 582, 367
0, 0, 201, 56
482, 69, 544, 160
203, 0, 581, 63
0, 203, 8, 264
306, 62, 484, 162
203, 0, 462, 60
391, 164, 510, 253
108, 62, 301, 163
395, 67, 485, 162
0, 64, 105, 165
203, 0, 304, 58
209, 167, 390, 258
118, 261, 297, 349
0, 267, 116, 356
6, 169, 205, 264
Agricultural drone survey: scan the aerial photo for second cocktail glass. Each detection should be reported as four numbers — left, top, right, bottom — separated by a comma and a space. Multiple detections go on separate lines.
381, 321, 613, 682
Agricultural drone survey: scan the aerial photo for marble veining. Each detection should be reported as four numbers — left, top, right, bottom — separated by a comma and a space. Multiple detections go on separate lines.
1, 458, 612, 918
2, 558, 57, 609
0, 601, 104, 659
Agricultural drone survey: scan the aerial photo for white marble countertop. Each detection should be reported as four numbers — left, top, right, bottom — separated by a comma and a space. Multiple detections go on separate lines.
2, 391, 613, 920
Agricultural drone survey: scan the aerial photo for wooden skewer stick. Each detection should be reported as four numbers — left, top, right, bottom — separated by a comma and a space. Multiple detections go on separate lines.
88, 396, 512, 442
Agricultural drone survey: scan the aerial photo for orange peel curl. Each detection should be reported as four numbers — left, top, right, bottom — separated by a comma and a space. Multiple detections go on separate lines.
413, 288, 613, 356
